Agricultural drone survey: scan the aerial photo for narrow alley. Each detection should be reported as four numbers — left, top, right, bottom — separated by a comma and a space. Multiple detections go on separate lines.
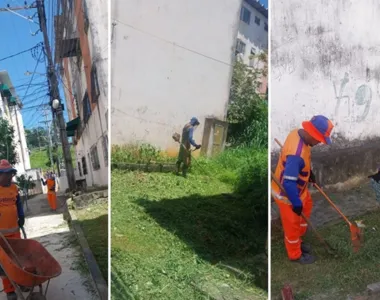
1, 193, 99, 300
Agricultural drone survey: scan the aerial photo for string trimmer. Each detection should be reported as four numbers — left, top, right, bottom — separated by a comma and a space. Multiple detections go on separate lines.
171, 133, 208, 175
274, 138, 363, 252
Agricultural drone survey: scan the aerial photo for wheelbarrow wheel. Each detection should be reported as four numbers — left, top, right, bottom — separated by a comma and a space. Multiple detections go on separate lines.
26, 292, 46, 300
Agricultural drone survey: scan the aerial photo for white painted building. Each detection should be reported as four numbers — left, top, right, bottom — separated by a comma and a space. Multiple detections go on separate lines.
111, 0, 242, 156
237, 0, 268, 63
55, 0, 108, 187
0, 71, 31, 174
271, 0, 380, 150
236, 0, 268, 94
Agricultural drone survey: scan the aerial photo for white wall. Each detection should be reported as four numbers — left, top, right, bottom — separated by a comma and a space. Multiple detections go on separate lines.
111, 0, 242, 152
271, 0, 380, 150
237, 1, 268, 63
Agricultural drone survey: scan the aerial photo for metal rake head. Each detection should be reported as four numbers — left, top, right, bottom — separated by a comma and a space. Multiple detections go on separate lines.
350, 225, 363, 253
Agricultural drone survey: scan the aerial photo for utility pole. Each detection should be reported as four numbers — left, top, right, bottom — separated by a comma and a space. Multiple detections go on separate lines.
40, 109, 54, 171
36, 0, 75, 190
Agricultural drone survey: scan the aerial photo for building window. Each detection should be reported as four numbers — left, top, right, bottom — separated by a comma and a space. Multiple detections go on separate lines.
102, 134, 108, 167
240, 6, 251, 25
81, 156, 88, 175
90, 145, 101, 171
82, 91, 92, 124
235, 39, 246, 56
255, 16, 260, 26
78, 161, 83, 177
91, 64, 100, 103
264, 22, 268, 32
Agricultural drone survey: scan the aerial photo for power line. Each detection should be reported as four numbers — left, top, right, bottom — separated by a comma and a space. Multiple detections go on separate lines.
114, 19, 233, 67
0, 43, 42, 63
22, 48, 44, 103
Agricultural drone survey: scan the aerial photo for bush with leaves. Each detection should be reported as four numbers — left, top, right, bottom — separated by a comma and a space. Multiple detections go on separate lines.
0, 119, 18, 164
227, 55, 268, 148
16, 174, 36, 197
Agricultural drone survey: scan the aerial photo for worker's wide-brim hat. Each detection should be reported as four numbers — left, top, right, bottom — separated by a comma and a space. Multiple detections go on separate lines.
302, 115, 334, 145
0, 159, 17, 174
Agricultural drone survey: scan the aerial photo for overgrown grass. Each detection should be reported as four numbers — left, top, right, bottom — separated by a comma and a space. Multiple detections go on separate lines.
111, 143, 268, 299
75, 202, 108, 283
271, 211, 380, 299
111, 144, 176, 165
30, 148, 49, 169
29, 147, 76, 170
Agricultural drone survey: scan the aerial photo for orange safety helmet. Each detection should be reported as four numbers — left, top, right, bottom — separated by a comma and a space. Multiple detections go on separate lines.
302, 115, 334, 145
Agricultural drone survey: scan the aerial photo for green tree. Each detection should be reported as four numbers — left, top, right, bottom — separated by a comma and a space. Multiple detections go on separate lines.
227, 53, 268, 148
15, 174, 36, 193
0, 119, 18, 164
25, 127, 48, 149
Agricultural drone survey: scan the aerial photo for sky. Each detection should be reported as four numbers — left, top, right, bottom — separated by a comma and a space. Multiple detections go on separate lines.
259, 0, 268, 8
0, 0, 65, 129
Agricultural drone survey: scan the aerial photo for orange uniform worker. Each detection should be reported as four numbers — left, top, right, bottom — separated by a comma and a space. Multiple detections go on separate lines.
41, 173, 57, 211
0, 160, 25, 300
272, 115, 334, 264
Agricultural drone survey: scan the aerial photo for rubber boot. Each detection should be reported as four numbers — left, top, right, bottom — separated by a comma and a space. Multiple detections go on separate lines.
301, 242, 312, 254
291, 253, 316, 264
6, 292, 17, 300
182, 166, 188, 178
175, 161, 181, 176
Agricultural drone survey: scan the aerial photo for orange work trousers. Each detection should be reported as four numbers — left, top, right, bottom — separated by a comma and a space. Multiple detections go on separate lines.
276, 189, 313, 260
47, 191, 57, 210
2, 231, 21, 293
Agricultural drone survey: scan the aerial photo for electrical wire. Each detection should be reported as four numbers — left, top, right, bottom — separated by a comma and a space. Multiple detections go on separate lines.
0, 43, 42, 63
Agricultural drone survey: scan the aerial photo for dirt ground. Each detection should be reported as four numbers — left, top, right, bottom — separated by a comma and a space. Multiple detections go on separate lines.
0, 192, 99, 300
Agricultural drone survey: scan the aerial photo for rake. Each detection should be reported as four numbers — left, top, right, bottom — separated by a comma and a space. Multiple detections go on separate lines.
274, 138, 363, 252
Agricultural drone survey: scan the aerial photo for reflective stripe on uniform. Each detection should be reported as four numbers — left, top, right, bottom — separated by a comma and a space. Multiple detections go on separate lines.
285, 236, 299, 244
271, 189, 292, 205
0, 227, 19, 234
300, 223, 308, 227
283, 175, 298, 181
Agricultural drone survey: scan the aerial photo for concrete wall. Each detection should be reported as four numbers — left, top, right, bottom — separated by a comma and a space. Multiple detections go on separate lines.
111, 0, 242, 154
271, 0, 380, 185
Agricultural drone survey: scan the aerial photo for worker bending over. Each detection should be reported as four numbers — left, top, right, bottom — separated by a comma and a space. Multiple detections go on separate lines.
272, 115, 334, 264
41, 172, 57, 212
176, 117, 201, 177
0, 160, 25, 300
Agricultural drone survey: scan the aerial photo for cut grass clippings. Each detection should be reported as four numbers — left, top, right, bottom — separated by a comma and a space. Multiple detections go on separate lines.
75, 202, 109, 283
271, 210, 380, 299
111, 169, 268, 300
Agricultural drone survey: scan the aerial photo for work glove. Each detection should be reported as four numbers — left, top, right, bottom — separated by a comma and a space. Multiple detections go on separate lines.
18, 217, 25, 228
309, 170, 316, 184
195, 144, 201, 150
292, 205, 303, 216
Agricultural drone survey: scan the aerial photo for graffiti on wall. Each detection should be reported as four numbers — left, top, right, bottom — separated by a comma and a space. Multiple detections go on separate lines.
333, 72, 373, 123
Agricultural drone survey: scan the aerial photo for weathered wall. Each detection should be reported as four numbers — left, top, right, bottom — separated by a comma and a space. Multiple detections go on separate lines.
271, 0, 380, 185
111, 0, 242, 154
